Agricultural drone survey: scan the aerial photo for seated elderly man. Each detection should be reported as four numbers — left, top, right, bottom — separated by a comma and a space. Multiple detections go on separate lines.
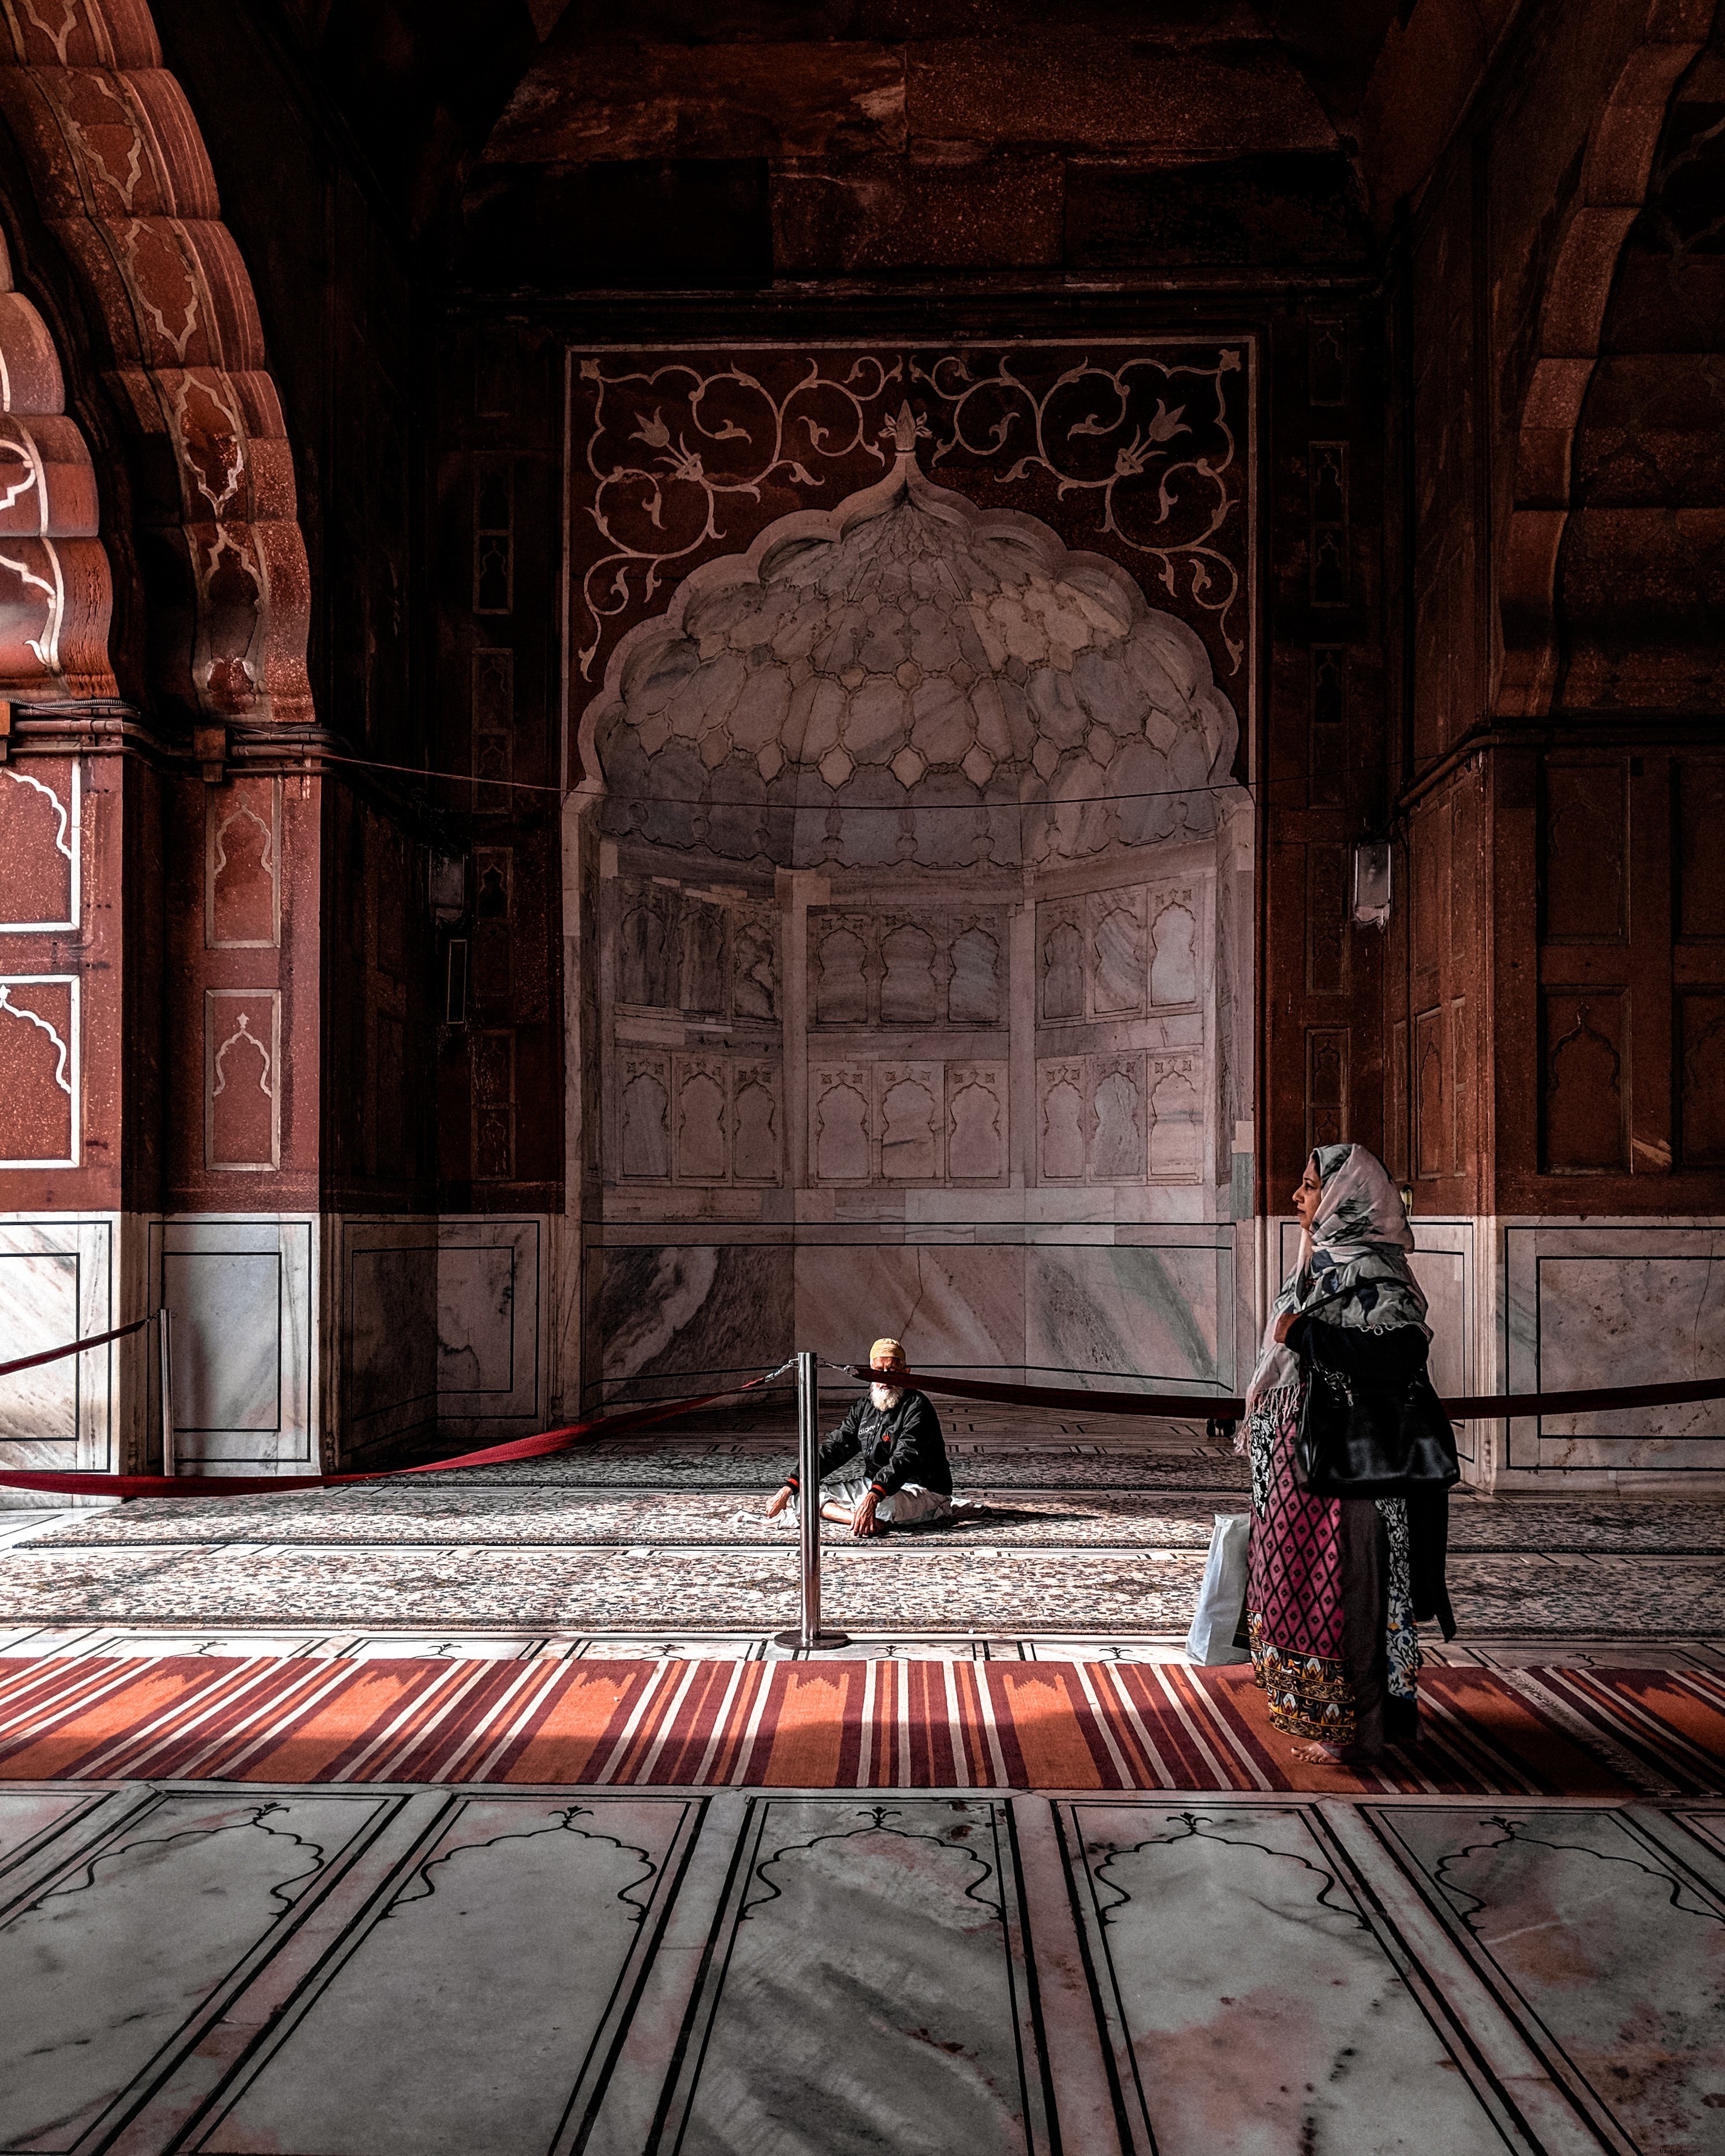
765, 1337, 955, 1537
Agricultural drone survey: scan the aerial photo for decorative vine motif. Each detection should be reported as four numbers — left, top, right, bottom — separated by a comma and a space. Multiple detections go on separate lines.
575, 353, 902, 680
570, 342, 1251, 693
916, 349, 1246, 671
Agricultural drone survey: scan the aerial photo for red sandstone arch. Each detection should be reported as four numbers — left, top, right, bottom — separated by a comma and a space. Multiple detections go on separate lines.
0, 0, 311, 723
0, 222, 111, 695
1494, 2, 1711, 718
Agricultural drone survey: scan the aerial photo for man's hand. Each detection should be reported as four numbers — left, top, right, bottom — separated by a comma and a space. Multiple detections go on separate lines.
851, 1490, 880, 1538
766, 1484, 794, 1519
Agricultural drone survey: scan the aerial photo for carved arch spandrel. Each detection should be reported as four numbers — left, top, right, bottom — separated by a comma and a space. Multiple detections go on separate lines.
0, 0, 312, 722
1496, 8, 1710, 719
0, 223, 110, 693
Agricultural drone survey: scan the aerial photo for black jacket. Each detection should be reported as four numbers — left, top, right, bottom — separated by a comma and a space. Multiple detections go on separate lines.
786, 1388, 953, 1500
1286, 1313, 1456, 1642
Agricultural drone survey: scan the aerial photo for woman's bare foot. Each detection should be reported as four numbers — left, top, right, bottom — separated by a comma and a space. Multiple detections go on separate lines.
1289, 1740, 1377, 1766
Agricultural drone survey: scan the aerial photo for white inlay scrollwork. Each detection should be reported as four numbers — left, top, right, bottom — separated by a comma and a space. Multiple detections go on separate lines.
0, 982, 72, 1093
18, 1, 81, 65
211, 1010, 272, 1099
0, 536, 64, 671
0, 433, 44, 530
211, 801, 275, 884
1, 765, 73, 864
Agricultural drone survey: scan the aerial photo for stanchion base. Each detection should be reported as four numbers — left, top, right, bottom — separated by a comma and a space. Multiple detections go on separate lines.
772, 1630, 851, 1650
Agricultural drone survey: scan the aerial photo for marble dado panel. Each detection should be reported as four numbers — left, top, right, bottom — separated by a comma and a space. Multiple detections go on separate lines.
339, 1216, 550, 1457
595, 1230, 1238, 1395
153, 1217, 317, 1472
1502, 1219, 1725, 1481
0, 757, 79, 932
599, 1242, 796, 1389
808, 906, 1009, 1030
0, 1214, 117, 1488
435, 1217, 548, 1437
810, 1061, 1009, 1187
0, 974, 78, 1167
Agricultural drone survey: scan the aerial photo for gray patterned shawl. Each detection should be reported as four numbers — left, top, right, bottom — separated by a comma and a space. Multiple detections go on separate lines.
1244, 1142, 1431, 1415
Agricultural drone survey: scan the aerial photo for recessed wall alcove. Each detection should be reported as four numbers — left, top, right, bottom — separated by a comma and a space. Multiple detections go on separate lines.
570, 423, 1255, 1403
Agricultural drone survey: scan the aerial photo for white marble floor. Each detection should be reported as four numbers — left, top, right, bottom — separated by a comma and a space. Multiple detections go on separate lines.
1, 1777, 1720, 2155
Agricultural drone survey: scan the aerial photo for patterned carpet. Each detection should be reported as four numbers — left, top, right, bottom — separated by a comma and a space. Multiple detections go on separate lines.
4, 1649, 1720, 1796
3, 1416, 1723, 1639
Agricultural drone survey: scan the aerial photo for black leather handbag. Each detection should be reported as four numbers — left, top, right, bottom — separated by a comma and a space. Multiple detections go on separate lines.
1293, 1347, 1460, 1499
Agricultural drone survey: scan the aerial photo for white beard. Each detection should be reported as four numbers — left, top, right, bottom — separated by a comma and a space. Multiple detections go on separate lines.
870, 1382, 903, 1411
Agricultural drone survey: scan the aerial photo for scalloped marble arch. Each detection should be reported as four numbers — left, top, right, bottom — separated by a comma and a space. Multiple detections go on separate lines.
577, 431, 1248, 873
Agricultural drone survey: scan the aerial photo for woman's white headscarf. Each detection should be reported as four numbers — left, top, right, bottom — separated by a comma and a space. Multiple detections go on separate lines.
1243, 1142, 1430, 1415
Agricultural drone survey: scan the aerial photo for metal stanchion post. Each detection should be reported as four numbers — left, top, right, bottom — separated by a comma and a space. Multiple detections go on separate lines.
158, 1306, 175, 1479
775, 1348, 849, 1651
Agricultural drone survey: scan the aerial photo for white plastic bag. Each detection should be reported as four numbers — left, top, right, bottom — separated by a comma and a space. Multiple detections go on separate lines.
1185, 1512, 1252, 1665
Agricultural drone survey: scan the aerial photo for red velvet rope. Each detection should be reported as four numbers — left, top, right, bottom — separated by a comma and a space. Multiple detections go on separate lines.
0, 1314, 154, 1380
849, 1366, 1725, 1424
0, 1369, 788, 1500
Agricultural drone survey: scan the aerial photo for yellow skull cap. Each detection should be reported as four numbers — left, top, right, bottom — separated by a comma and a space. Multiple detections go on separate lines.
869, 1337, 907, 1370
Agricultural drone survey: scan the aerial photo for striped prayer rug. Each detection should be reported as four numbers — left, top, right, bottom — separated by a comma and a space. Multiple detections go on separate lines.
1, 1654, 1719, 1795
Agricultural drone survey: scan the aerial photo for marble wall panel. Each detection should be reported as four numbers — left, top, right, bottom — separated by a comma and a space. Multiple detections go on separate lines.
0, 1244, 76, 1443
0, 1790, 391, 2154
877, 1061, 943, 1182
654, 1796, 1052, 2156
1062, 1800, 1513, 2156
438, 1217, 545, 1432
599, 1241, 795, 1388
810, 1062, 872, 1183
794, 1243, 1026, 1375
1372, 1803, 1725, 2153
1147, 887, 1200, 1008
194, 1795, 701, 2156
152, 1216, 315, 1470
947, 1064, 1009, 1184
0, 1214, 114, 1476
1505, 1223, 1725, 1475
1026, 1242, 1229, 1387
341, 1221, 438, 1463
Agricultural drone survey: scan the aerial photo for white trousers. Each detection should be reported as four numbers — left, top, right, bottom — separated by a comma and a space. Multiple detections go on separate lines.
821, 1477, 954, 1527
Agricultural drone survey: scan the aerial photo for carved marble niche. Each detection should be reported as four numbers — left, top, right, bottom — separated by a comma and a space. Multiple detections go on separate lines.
580, 432, 1249, 1212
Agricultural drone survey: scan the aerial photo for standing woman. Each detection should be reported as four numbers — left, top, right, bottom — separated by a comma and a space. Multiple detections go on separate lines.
1242, 1143, 1455, 1765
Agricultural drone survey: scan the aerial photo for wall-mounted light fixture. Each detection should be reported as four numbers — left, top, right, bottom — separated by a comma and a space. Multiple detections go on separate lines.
1351, 842, 1391, 930
428, 849, 466, 925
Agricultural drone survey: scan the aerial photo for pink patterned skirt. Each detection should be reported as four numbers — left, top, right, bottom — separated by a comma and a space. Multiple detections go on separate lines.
1245, 1391, 1356, 1743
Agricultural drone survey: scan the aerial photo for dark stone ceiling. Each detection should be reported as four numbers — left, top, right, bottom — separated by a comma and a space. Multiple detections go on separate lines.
254, 0, 1463, 287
